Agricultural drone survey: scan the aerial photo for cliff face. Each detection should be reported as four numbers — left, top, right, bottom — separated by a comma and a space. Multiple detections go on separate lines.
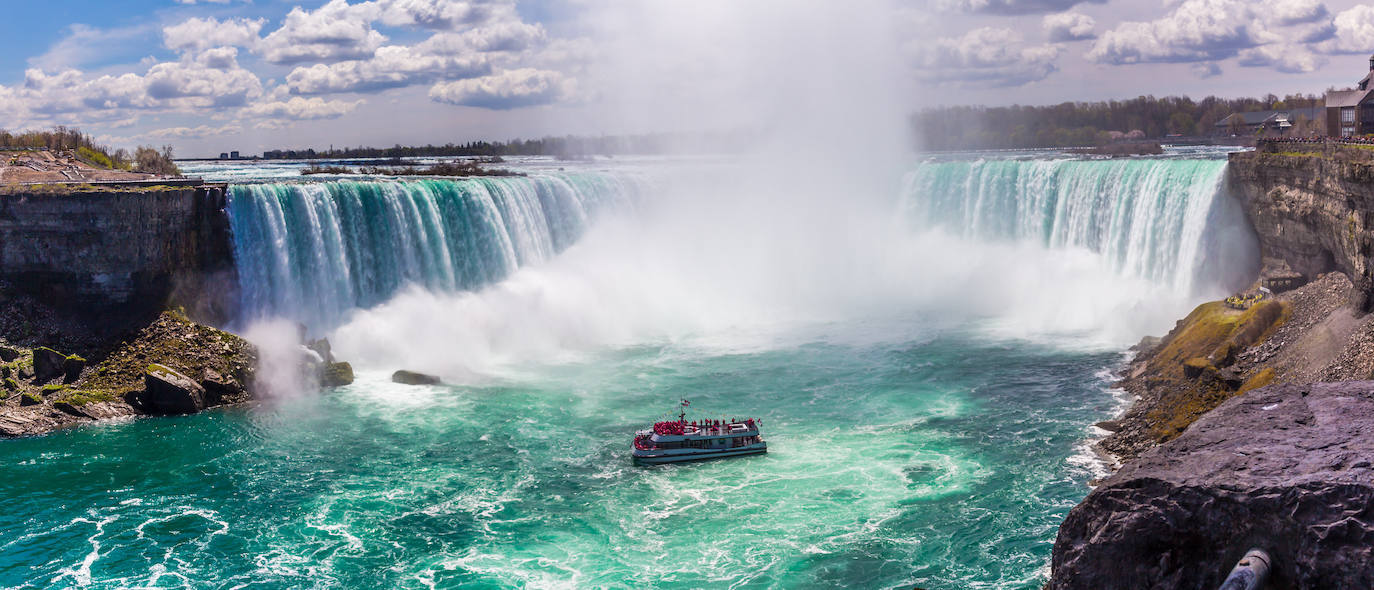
0, 184, 238, 328
1227, 149, 1374, 308
1053, 382, 1374, 589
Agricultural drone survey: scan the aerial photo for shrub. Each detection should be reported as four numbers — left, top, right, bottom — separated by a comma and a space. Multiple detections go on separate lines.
76, 146, 114, 169
133, 145, 181, 176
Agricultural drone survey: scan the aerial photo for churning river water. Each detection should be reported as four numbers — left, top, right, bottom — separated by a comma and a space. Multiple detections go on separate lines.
0, 152, 1253, 588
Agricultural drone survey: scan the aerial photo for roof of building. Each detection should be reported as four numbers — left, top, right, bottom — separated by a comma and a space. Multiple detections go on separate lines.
1326, 89, 1374, 108
1214, 107, 1325, 128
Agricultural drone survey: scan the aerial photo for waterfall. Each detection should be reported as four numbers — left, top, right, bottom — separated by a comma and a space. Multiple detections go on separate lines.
226, 172, 643, 330
900, 157, 1250, 295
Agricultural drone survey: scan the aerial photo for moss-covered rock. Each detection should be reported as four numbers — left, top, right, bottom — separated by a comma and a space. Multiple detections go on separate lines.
62, 354, 85, 382
320, 362, 354, 387
144, 363, 205, 415
19, 392, 41, 406
1104, 298, 1291, 459
32, 346, 65, 382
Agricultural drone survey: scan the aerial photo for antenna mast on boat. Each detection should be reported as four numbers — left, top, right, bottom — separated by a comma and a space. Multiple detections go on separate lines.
679, 399, 689, 423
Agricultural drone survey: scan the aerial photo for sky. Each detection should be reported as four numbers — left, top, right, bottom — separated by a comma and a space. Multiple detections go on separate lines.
1, 0, 1373, 157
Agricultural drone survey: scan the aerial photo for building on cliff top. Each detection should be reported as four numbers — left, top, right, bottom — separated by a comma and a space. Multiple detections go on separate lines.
1324, 54, 1374, 137
1214, 107, 1323, 136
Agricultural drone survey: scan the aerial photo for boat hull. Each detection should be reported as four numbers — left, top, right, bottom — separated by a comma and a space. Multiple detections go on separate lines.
633, 444, 767, 465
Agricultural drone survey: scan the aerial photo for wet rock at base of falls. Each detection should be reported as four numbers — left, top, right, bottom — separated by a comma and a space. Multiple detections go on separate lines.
307, 338, 335, 364
320, 362, 354, 387
199, 368, 247, 405
144, 363, 206, 415
32, 347, 66, 382
392, 370, 441, 386
1051, 381, 1374, 589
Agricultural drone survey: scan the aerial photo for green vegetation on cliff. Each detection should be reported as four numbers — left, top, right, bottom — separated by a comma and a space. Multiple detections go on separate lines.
1142, 299, 1289, 441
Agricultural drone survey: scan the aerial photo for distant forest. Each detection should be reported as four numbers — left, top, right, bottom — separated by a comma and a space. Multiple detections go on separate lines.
912, 94, 1325, 151
260, 132, 750, 160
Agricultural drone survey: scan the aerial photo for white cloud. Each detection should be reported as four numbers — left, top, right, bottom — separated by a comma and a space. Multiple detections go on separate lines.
1266, 0, 1329, 26
934, 0, 1106, 15
376, 0, 508, 29
142, 123, 242, 140
1318, 5, 1374, 54
1087, 0, 1262, 64
196, 47, 241, 70
1237, 43, 1325, 72
1088, 0, 1345, 69
163, 17, 265, 52
257, 0, 388, 64
1043, 12, 1096, 42
143, 58, 263, 107
909, 27, 1061, 87
428, 68, 575, 109
286, 44, 490, 94
244, 97, 364, 119
1191, 62, 1223, 78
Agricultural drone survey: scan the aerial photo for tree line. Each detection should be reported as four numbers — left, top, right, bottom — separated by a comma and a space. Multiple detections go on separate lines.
912, 94, 1326, 151
262, 133, 700, 160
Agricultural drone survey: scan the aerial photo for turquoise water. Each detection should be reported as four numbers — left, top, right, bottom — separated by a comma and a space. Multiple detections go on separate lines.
0, 330, 1119, 589
0, 155, 1247, 588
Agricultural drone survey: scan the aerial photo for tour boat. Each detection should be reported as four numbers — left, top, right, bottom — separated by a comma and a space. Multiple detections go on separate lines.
632, 400, 767, 464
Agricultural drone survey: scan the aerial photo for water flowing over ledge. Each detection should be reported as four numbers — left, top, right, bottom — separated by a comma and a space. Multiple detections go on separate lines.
900, 158, 1251, 296
226, 172, 644, 330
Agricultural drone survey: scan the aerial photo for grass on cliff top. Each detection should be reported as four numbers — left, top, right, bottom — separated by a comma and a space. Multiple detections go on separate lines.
0, 183, 190, 196
1145, 299, 1289, 442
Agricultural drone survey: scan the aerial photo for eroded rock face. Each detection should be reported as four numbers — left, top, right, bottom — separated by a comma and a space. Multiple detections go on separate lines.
144, 363, 207, 415
1052, 381, 1374, 589
1228, 150, 1374, 309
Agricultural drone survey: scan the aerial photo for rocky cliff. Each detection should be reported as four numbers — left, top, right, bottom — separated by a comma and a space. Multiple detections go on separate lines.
1227, 146, 1374, 309
0, 183, 238, 331
1053, 381, 1374, 589
1051, 147, 1374, 588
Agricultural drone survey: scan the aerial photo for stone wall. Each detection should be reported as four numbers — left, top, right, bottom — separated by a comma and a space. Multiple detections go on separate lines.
0, 184, 237, 324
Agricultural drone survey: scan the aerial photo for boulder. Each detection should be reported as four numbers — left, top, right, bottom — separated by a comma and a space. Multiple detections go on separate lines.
392, 370, 441, 386
32, 347, 66, 382
62, 355, 85, 382
0, 345, 19, 362
144, 363, 206, 415
198, 368, 245, 406
1052, 381, 1374, 589
18, 392, 40, 406
320, 362, 354, 387
307, 338, 335, 364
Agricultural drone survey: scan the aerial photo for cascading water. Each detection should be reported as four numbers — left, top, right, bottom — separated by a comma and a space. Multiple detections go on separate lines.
225, 172, 643, 330
900, 157, 1255, 297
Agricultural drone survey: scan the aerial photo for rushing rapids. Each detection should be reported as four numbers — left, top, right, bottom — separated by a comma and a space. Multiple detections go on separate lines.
901, 157, 1252, 296
225, 172, 643, 330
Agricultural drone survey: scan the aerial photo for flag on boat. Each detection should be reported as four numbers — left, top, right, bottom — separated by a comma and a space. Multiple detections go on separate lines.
681, 399, 690, 407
